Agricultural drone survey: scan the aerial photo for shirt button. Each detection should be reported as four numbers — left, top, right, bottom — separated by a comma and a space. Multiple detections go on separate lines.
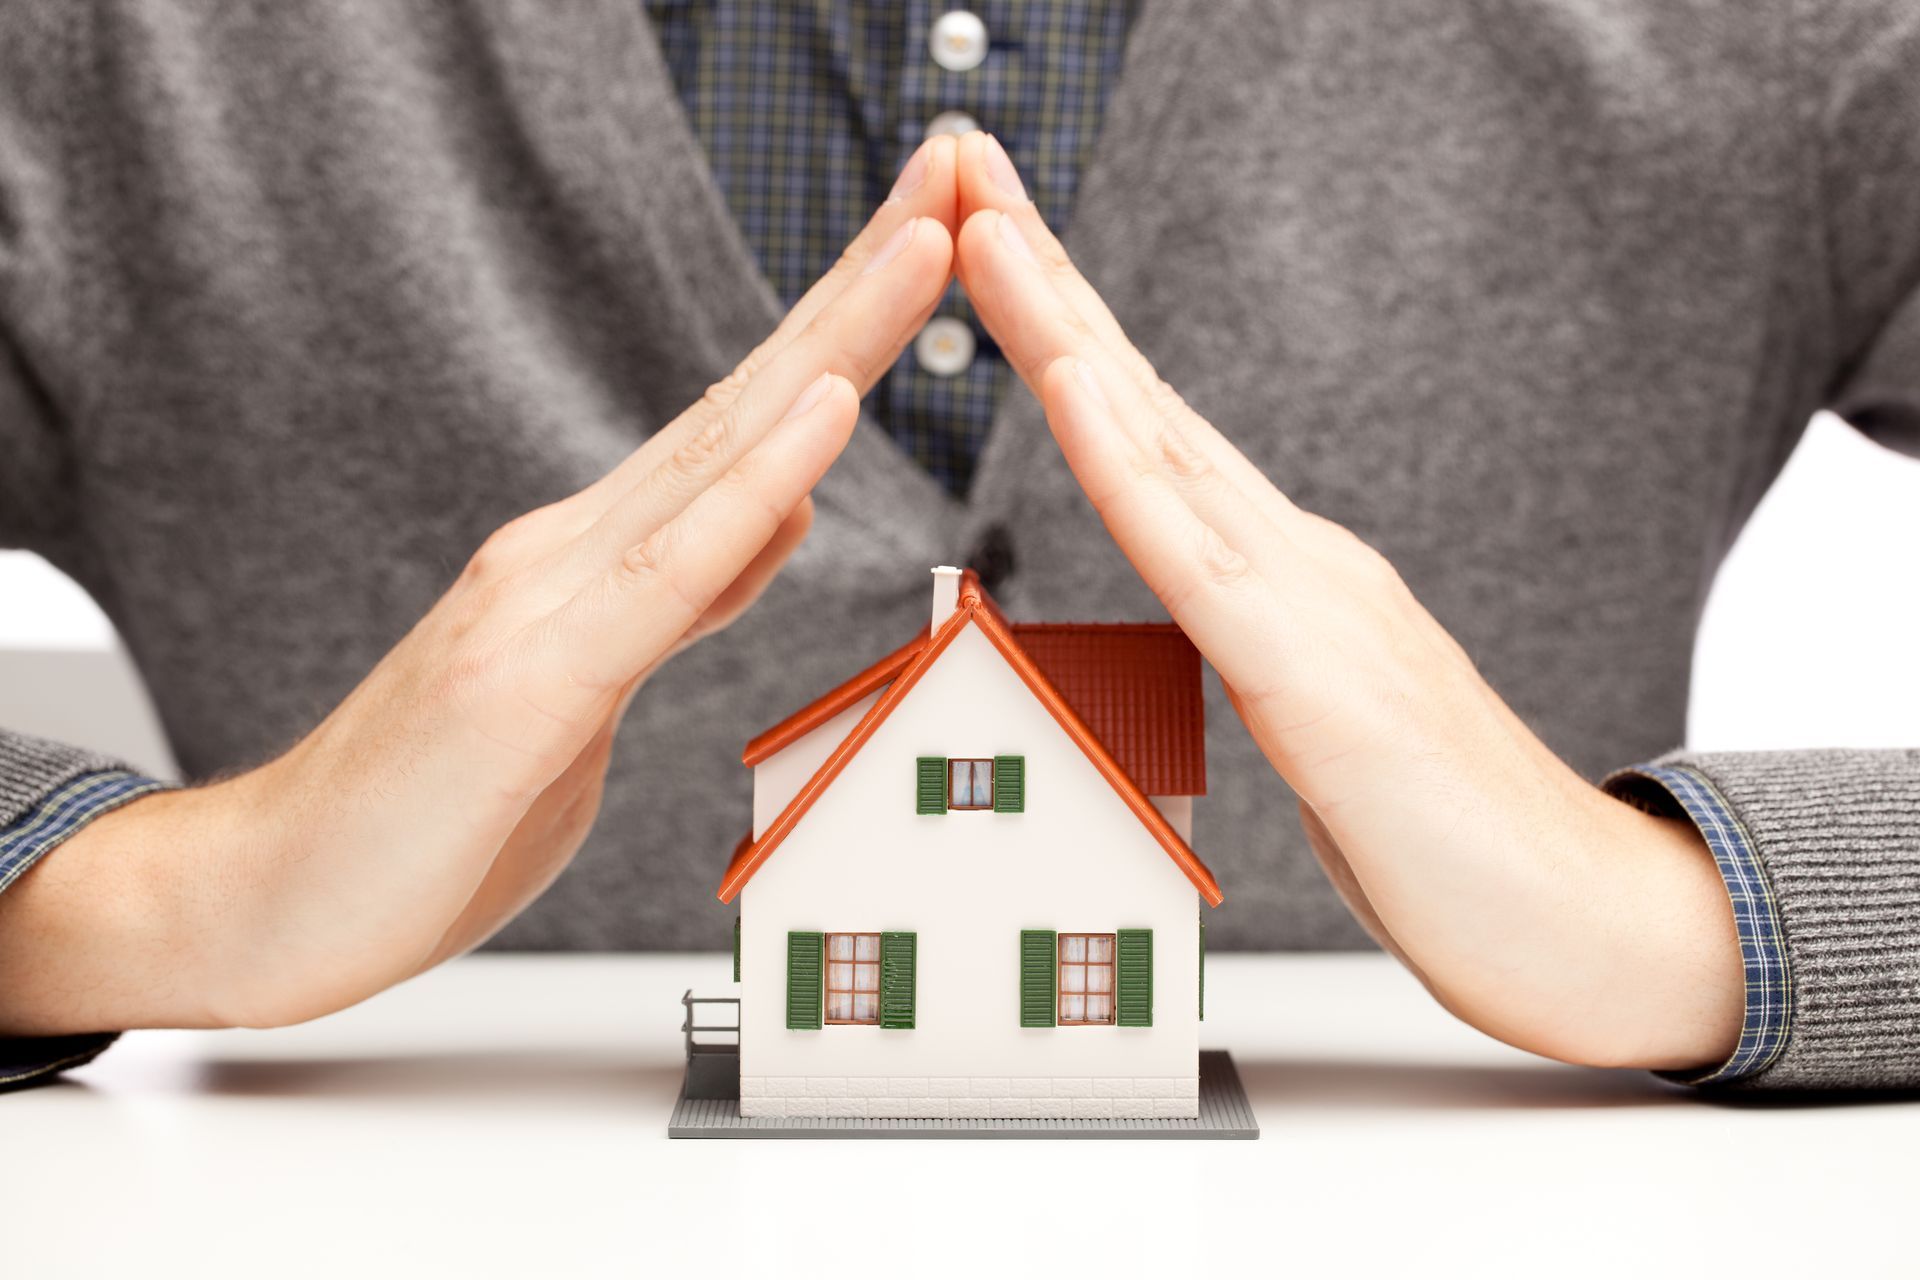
914, 317, 976, 378
929, 11, 989, 72
925, 110, 980, 140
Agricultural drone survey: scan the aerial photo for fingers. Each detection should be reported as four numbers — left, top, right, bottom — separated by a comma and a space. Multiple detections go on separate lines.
956, 134, 1293, 516
679, 494, 815, 648
962, 187, 1287, 566
558, 216, 950, 583
565, 138, 959, 527
776, 135, 962, 345
1040, 356, 1288, 694
539, 374, 860, 711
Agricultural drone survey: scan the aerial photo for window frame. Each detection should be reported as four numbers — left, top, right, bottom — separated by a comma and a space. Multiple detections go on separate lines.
824, 932, 883, 1025
1057, 932, 1118, 1026
947, 757, 995, 811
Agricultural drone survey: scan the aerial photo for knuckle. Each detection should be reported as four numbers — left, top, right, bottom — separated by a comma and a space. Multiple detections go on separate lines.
618, 531, 703, 616
462, 516, 534, 584
1152, 424, 1213, 485
1145, 375, 1190, 421
698, 367, 755, 416
665, 413, 734, 480
1194, 523, 1256, 591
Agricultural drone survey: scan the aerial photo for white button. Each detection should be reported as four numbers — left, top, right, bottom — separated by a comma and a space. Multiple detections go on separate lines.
929, 11, 989, 72
924, 110, 980, 140
914, 317, 976, 377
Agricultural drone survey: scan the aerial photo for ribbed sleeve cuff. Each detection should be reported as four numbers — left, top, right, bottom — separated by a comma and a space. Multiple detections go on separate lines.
0, 730, 128, 828
1616, 750, 1920, 1090
1606, 764, 1790, 1084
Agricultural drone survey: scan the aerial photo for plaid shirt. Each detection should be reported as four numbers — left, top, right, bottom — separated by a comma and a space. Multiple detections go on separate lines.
646, 0, 1136, 495
0, 2, 1791, 1092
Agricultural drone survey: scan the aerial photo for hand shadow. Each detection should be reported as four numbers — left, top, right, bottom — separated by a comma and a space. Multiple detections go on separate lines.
1234, 1056, 1689, 1111
188, 1050, 683, 1108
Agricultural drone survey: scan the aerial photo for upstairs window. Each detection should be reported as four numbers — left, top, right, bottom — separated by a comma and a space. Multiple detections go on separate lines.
948, 758, 993, 809
917, 755, 1025, 814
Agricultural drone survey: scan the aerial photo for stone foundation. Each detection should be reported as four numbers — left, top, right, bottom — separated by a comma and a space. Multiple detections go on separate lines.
738, 1075, 1200, 1120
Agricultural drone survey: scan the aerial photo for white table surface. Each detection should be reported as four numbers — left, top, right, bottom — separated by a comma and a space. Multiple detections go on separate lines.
6, 953, 1913, 1278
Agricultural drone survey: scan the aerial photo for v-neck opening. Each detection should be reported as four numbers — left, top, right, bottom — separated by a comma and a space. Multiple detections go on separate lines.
617, 1, 1209, 531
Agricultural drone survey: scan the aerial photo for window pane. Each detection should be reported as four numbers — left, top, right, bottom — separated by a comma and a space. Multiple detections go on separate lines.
1062, 935, 1087, 963
828, 935, 853, 962
1061, 994, 1086, 1022
1088, 936, 1113, 963
1062, 965, 1086, 993
855, 963, 879, 991
1088, 965, 1112, 993
1086, 995, 1111, 1023
972, 763, 992, 808
828, 963, 851, 992
827, 992, 853, 1022
852, 994, 878, 1022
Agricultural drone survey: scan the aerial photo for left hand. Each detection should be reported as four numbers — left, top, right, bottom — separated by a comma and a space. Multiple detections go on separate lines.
952, 133, 1742, 1071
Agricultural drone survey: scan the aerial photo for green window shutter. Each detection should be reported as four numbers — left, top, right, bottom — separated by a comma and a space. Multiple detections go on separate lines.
916, 756, 948, 814
992, 755, 1025, 813
1198, 913, 1206, 1020
879, 931, 917, 1029
786, 930, 823, 1030
1020, 929, 1056, 1027
1117, 928, 1154, 1027
733, 916, 741, 984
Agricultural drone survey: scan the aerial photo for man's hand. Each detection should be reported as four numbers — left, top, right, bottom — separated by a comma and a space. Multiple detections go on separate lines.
0, 138, 962, 1036
952, 133, 1743, 1071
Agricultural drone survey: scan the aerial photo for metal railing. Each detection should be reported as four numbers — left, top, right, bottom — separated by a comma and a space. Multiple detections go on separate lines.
680, 989, 740, 1061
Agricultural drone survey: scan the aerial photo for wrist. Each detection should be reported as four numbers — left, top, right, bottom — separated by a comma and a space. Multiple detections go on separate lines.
0, 785, 209, 1034
1531, 792, 1744, 1071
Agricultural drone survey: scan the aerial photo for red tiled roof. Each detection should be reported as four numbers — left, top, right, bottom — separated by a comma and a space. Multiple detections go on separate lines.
719, 572, 1221, 906
1009, 624, 1206, 797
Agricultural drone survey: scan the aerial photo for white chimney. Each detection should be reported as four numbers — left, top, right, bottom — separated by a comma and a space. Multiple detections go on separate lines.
930, 565, 961, 632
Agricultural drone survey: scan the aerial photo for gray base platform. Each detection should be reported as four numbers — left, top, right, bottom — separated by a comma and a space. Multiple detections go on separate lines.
667, 1049, 1258, 1139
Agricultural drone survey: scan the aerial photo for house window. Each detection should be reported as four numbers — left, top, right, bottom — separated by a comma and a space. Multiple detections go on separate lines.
948, 758, 993, 810
1058, 933, 1116, 1025
825, 933, 881, 1024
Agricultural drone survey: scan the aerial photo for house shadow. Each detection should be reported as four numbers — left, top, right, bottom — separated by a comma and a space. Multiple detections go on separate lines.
187, 1050, 684, 1108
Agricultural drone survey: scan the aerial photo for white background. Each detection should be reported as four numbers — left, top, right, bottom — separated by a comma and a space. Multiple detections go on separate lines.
2, 411, 1918, 777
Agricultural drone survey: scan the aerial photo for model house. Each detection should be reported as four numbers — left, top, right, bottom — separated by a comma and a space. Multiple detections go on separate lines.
719, 567, 1223, 1121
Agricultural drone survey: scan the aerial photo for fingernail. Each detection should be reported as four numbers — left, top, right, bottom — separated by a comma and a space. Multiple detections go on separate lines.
984, 134, 1028, 201
779, 373, 834, 423
1072, 358, 1111, 408
997, 212, 1040, 266
861, 219, 918, 276
887, 141, 932, 203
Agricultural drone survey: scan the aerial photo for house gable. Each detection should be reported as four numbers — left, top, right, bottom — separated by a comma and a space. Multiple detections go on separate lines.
719, 576, 1222, 905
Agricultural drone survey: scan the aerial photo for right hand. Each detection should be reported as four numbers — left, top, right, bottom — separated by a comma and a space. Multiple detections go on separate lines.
0, 138, 962, 1035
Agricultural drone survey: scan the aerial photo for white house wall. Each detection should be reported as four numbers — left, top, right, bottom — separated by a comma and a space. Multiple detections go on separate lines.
739, 620, 1202, 1118
1150, 795, 1192, 844
751, 689, 883, 840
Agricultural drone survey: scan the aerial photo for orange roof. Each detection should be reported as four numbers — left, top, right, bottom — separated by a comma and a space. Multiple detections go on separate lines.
719, 572, 1221, 907
742, 632, 927, 766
